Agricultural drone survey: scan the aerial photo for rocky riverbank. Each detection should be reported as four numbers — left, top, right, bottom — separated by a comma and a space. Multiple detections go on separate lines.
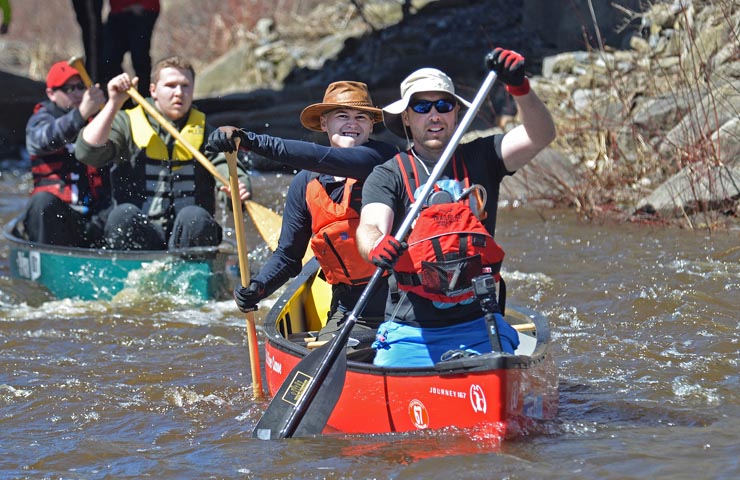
1, 0, 737, 230
196, 0, 739, 230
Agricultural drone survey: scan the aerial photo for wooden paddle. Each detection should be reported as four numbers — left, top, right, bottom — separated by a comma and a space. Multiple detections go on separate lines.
67, 56, 283, 252
226, 138, 264, 399
251, 70, 500, 440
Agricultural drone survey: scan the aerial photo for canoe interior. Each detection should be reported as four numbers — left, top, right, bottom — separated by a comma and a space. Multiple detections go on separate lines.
269, 258, 546, 360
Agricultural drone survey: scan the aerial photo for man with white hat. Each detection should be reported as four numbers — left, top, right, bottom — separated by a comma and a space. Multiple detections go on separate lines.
356, 48, 557, 367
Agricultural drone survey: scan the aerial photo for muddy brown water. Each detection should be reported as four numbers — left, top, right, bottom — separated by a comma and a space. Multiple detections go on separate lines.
1, 165, 739, 479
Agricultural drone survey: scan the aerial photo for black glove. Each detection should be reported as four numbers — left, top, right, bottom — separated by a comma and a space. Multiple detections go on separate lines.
369, 235, 407, 270
233, 280, 265, 312
206, 127, 248, 153
485, 47, 527, 87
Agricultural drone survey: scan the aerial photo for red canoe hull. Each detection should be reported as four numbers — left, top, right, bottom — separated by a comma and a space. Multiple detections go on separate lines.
262, 258, 558, 438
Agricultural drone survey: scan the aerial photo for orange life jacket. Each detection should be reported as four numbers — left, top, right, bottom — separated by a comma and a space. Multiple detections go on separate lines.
393, 152, 505, 304
305, 175, 378, 285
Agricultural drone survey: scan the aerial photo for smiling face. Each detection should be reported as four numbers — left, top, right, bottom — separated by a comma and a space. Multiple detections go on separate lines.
320, 108, 374, 147
402, 91, 460, 160
150, 66, 194, 121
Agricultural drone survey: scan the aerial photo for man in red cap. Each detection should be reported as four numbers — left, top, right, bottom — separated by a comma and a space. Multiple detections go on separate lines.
15, 61, 108, 246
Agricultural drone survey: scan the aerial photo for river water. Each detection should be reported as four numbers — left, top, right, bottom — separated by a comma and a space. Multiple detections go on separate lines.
1, 163, 739, 479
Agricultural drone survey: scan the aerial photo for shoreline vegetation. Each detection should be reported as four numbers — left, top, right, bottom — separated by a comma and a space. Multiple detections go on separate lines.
1, 0, 738, 232
536, 0, 739, 232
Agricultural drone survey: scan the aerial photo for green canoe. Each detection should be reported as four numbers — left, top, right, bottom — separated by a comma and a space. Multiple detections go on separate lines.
3, 217, 238, 301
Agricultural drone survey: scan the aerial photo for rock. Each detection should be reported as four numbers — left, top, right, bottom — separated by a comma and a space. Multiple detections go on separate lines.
500, 148, 580, 207
658, 85, 740, 160
635, 164, 740, 216
714, 117, 740, 168
631, 90, 697, 132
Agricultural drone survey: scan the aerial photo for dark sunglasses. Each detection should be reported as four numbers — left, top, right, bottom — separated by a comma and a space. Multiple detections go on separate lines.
55, 83, 86, 94
409, 98, 457, 114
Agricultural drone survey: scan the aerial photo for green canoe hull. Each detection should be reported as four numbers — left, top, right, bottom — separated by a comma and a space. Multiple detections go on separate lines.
4, 218, 237, 301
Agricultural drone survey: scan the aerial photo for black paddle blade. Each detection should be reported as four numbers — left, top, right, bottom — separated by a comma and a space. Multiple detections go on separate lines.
252, 340, 347, 440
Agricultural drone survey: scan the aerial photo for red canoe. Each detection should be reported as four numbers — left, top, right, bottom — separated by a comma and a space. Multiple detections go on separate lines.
262, 258, 558, 439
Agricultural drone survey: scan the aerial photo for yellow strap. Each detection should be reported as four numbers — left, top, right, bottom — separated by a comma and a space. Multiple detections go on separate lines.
126, 104, 205, 162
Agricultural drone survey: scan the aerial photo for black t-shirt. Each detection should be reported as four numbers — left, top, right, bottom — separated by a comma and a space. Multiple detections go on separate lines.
361, 134, 512, 327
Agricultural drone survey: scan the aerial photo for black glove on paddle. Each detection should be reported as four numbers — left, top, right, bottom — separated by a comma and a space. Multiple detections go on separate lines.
206, 127, 248, 153
233, 280, 265, 312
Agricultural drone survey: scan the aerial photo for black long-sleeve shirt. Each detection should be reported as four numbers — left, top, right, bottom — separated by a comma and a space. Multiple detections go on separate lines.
245, 132, 398, 315
241, 130, 396, 178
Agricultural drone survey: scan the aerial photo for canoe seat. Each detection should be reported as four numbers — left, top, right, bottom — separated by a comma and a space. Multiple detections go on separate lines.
512, 322, 536, 333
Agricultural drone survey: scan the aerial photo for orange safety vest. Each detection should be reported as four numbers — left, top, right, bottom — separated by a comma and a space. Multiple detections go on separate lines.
305, 176, 378, 285
393, 152, 505, 304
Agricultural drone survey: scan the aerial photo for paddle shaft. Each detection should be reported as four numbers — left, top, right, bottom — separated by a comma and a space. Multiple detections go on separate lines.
68, 56, 94, 87
275, 70, 499, 439
226, 139, 264, 400
68, 55, 106, 114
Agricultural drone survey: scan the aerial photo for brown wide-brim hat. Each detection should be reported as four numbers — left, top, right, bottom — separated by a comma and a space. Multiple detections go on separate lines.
300, 81, 383, 132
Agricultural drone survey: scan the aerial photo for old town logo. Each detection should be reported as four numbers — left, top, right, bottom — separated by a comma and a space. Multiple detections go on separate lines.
470, 384, 487, 414
408, 399, 429, 429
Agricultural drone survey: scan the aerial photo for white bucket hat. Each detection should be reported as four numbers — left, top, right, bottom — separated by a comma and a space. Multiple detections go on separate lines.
383, 68, 472, 138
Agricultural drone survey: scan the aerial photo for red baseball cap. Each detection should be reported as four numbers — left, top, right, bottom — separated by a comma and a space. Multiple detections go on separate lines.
46, 61, 81, 89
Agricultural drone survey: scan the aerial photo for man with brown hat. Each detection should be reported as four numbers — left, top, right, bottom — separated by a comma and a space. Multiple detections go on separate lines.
356, 48, 557, 367
207, 81, 398, 356
16, 60, 108, 247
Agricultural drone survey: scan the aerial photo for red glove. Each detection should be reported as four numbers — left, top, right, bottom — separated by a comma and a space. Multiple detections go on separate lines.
485, 48, 530, 96
369, 235, 407, 270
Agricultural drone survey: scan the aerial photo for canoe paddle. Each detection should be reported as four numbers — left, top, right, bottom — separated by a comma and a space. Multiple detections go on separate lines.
67, 55, 284, 253
252, 69, 499, 440
226, 138, 265, 399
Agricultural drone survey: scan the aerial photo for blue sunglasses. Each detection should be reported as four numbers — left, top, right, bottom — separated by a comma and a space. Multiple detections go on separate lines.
409, 98, 457, 114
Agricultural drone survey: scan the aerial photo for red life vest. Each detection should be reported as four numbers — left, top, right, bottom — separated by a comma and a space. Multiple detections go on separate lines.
30, 105, 108, 212
393, 152, 505, 304
305, 176, 378, 286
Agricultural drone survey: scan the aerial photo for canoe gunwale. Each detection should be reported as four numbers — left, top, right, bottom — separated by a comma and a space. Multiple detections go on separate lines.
3, 215, 236, 261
